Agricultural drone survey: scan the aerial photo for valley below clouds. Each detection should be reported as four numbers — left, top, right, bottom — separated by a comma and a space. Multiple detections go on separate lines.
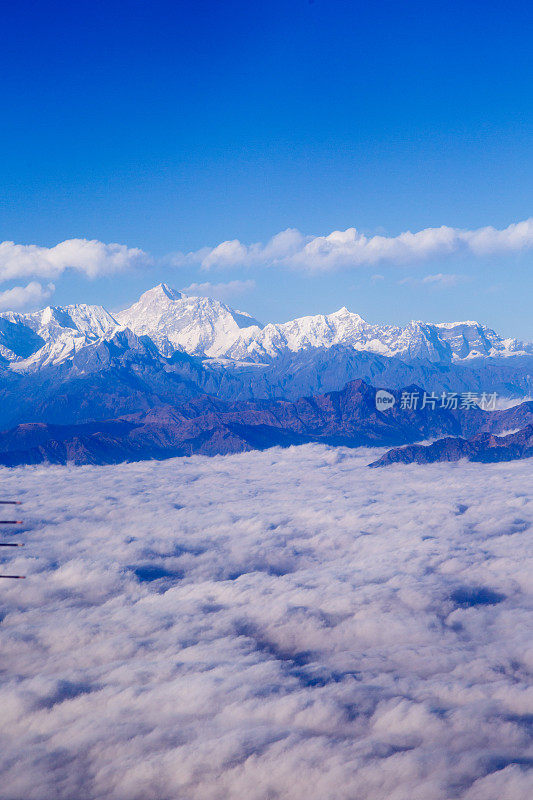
0, 445, 532, 800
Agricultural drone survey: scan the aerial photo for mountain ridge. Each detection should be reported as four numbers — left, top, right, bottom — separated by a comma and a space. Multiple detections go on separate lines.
0, 283, 531, 427
2, 282, 531, 371
0, 378, 532, 466
369, 424, 533, 467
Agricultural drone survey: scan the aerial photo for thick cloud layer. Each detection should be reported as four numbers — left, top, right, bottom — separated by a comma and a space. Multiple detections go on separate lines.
0, 446, 531, 800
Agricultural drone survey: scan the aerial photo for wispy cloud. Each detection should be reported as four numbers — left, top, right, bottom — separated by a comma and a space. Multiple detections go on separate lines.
398, 273, 466, 288
0, 239, 150, 282
181, 279, 256, 302
0, 281, 55, 311
175, 218, 533, 272
0, 447, 531, 799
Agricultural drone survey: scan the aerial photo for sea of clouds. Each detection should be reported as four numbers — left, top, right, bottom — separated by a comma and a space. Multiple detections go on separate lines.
0, 445, 531, 800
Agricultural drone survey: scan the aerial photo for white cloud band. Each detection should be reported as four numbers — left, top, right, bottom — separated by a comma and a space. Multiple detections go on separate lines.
398, 273, 466, 288
3, 219, 532, 287
194, 218, 533, 272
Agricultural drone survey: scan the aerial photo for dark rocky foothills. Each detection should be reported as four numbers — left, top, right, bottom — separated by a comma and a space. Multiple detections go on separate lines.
1, 380, 532, 467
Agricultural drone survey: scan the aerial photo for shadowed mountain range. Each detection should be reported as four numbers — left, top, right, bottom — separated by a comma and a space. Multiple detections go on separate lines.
369, 424, 533, 467
0, 380, 532, 467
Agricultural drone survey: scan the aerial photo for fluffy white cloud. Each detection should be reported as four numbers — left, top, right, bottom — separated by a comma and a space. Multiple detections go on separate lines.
201, 228, 306, 270
0, 281, 55, 311
189, 218, 533, 272
0, 447, 531, 799
0, 239, 150, 282
181, 279, 256, 302
464, 218, 533, 255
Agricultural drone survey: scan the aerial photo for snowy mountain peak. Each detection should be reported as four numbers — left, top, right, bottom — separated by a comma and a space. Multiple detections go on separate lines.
2, 303, 119, 370
37, 304, 118, 338
140, 282, 184, 303
331, 306, 360, 319
0, 302, 119, 365
113, 285, 533, 364
40, 306, 57, 326
115, 283, 262, 357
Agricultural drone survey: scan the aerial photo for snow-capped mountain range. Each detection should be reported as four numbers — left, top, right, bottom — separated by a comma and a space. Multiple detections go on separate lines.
0, 282, 531, 432
114, 283, 533, 362
1, 282, 530, 372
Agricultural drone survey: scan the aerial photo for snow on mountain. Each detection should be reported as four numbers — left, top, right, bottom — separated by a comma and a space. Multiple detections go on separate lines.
114, 288, 467, 365
222, 309, 532, 364
0, 303, 119, 369
115, 283, 263, 357
0, 283, 530, 377
433, 320, 531, 359
3, 303, 117, 343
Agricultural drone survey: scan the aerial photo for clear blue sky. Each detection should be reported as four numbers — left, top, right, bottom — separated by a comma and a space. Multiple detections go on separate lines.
1, 0, 532, 337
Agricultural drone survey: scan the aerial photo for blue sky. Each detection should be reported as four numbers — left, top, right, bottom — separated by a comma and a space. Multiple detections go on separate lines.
1, 0, 532, 337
